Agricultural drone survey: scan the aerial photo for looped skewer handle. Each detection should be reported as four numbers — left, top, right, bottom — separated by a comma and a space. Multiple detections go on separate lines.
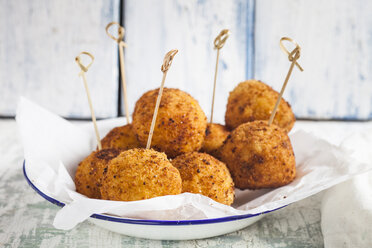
105, 22, 127, 47
75, 52, 94, 73
147, 49, 178, 149
75, 51, 102, 150
214, 29, 230, 50
161, 49, 178, 72
268, 37, 304, 127
106, 22, 130, 124
210, 29, 230, 123
279, 37, 303, 71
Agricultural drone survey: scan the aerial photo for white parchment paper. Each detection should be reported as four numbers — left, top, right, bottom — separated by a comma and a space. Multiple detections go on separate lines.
16, 97, 372, 230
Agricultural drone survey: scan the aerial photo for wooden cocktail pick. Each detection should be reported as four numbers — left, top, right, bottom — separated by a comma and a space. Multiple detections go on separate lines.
210, 29, 230, 123
75, 51, 102, 150
268, 37, 304, 126
106, 22, 130, 124
146, 49, 179, 149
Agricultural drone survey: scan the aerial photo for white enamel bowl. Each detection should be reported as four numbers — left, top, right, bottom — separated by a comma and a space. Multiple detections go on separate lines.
23, 161, 285, 240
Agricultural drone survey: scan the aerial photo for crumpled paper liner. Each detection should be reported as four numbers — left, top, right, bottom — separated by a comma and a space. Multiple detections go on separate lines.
16, 97, 372, 230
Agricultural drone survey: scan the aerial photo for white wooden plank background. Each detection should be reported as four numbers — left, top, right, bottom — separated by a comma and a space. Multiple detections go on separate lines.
125, 0, 372, 121
255, 0, 372, 119
124, 0, 254, 124
1, 0, 372, 120
0, 0, 120, 118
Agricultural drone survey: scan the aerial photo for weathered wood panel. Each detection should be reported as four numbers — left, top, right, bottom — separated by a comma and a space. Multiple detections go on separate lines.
124, 0, 255, 124
0, 0, 120, 118
2, 0, 372, 120
254, 0, 372, 119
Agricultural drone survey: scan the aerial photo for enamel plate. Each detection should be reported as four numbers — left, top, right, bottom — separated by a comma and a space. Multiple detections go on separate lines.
23, 161, 285, 240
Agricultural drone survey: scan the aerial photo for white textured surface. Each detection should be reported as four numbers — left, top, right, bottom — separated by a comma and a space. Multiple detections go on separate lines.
322, 172, 372, 248
321, 127, 372, 248
0, 0, 120, 118
124, 0, 254, 124
1, 119, 372, 246
255, 0, 372, 119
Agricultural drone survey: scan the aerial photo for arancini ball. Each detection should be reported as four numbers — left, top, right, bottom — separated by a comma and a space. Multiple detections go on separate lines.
132, 88, 207, 158
100, 148, 182, 201
219, 121, 296, 190
201, 123, 230, 158
101, 124, 141, 150
75, 148, 122, 199
225, 80, 295, 132
171, 152, 235, 205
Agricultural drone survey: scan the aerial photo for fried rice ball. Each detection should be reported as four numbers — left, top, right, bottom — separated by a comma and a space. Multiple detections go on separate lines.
100, 148, 182, 201
132, 88, 207, 158
219, 121, 296, 190
171, 152, 235, 205
225, 80, 295, 132
201, 123, 230, 158
75, 148, 122, 199
101, 124, 141, 150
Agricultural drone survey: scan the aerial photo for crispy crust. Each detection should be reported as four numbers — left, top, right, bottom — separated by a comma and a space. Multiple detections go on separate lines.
172, 152, 235, 205
74, 148, 122, 199
220, 121, 296, 190
225, 80, 295, 132
201, 123, 230, 159
132, 88, 207, 158
100, 148, 182, 201
101, 124, 141, 150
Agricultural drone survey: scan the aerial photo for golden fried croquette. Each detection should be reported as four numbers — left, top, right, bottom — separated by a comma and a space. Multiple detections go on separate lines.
171, 152, 235, 205
225, 80, 295, 132
101, 124, 141, 150
132, 88, 207, 158
75, 148, 122, 199
100, 148, 182, 201
219, 121, 296, 190
201, 123, 230, 158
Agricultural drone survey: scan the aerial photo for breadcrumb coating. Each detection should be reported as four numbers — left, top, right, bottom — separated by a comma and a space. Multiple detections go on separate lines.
101, 124, 141, 150
201, 123, 230, 158
172, 152, 235, 205
132, 88, 207, 158
100, 148, 182, 201
225, 80, 295, 132
220, 121, 296, 189
75, 148, 121, 198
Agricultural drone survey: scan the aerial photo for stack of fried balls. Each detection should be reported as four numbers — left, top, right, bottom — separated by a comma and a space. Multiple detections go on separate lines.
75, 79, 296, 206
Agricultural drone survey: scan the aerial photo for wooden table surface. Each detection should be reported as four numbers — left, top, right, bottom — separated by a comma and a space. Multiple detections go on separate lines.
1, 119, 370, 247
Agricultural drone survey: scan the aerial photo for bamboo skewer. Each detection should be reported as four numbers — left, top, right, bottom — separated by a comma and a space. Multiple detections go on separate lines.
268, 37, 304, 126
75, 52, 102, 150
146, 49, 178, 149
106, 22, 130, 124
210, 29, 230, 123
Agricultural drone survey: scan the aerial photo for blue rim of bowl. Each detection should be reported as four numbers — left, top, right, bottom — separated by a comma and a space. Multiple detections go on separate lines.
23, 160, 286, 226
